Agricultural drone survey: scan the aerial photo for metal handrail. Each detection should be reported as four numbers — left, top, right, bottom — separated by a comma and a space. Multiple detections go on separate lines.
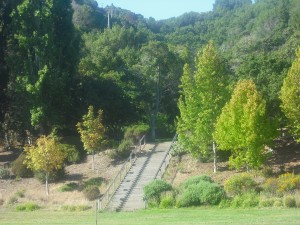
154, 134, 177, 180
98, 135, 146, 210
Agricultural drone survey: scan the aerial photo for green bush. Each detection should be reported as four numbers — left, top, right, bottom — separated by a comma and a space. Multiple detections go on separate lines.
180, 175, 213, 191
224, 173, 257, 196
124, 124, 149, 144
83, 177, 104, 188
230, 191, 259, 208
16, 202, 40, 211
110, 140, 133, 159
273, 200, 283, 207
284, 195, 297, 208
61, 144, 80, 164
34, 167, 66, 183
83, 185, 100, 201
144, 180, 173, 204
15, 189, 25, 198
59, 182, 79, 192
12, 153, 33, 178
159, 193, 175, 208
177, 180, 225, 207
259, 198, 275, 207
0, 168, 10, 179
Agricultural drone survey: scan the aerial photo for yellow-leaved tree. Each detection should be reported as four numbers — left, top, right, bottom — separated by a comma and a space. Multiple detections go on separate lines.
76, 106, 106, 171
24, 135, 67, 195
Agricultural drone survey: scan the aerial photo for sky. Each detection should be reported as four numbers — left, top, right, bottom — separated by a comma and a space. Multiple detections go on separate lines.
96, 0, 216, 20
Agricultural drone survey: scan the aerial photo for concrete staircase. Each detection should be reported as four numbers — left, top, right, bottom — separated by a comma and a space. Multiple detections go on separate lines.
107, 142, 171, 211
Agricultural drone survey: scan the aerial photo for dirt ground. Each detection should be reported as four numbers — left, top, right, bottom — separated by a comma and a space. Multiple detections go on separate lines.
0, 139, 299, 209
0, 151, 124, 209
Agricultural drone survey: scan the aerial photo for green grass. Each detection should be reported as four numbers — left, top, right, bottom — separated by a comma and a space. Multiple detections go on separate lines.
0, 208, 300, 225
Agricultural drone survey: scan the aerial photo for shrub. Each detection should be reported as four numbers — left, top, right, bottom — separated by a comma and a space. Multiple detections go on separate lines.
159, 193, 175, 209
273, 200, 283, 207
16, 202, 40, 211
180, 175, 213, 191
110, 140, 133, 159
83, 185, 100, 201
83, 177, 104, 188
177, 178, 225, 208
259, 198, 275, 207
284, 195, 297, 208
263, 173, 300, 196
0, 168, 10, 179
59, 182, 79, 192
61, 144, 80, 164
144, 180, 173, 204
224, 173, 257, 196
12, 153, 33, 178
230, 191, 259, 208
34, 167, 66, 183
124, 124, 149, 144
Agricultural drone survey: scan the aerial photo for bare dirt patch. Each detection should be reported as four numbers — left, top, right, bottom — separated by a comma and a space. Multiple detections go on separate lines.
165, 140, 300, 187
0, 151, 124, 209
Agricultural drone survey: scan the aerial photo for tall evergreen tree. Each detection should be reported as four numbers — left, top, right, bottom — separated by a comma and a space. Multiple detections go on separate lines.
6, 0, 79, 135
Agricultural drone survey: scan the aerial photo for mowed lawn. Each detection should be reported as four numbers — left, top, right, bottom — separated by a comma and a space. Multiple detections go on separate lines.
1, 208, 300, 225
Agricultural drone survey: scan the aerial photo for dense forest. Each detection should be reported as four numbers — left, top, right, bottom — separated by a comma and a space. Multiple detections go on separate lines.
1, 0, 300, 149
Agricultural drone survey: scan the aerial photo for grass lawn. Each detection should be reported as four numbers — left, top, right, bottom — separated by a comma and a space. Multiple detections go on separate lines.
0, 208, 300, 225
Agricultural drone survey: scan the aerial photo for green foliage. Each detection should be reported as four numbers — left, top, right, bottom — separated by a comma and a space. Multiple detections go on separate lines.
144, 180, 173, 204
34, 168, 66, 184
60, 144, 80, 164
59, 183, 79, 192
83, 177, 104, 188
16, 202, 40, 211
0, 168, 10, 179
15, 189, 25, 198
109, 140, 133, 159
224, 173, 258, 196
177, 175, 225, 207
177, 41, 229, 160
280, 48, 300, 142
159, 194, 176, 209
124, 124, 149, 144
12, 153, 33, 178
179, 175, 213, 190
230, 191, 260, 208
215, 80, 276, 169
284, 195, 297, 208
83, 185, 100, 201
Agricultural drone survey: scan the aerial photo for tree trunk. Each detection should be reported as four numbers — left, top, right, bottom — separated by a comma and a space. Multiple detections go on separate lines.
213, 141, 217, 174
151, 65, 161, 141
92, 150, 95, 171
45, 172, 49, 195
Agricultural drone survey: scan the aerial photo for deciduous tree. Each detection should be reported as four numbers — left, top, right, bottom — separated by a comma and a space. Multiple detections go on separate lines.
215, 80, 275, 170
280, 47, 300, 141
177, 41, 229, 173
24, 135, 67, 195
77, 106, 106, 170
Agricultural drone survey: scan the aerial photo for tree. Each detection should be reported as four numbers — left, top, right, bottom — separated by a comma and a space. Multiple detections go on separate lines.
24, 135, 67, 195
177, 41, 229, 173
215, 80, 276, 170
280, 47, 300, 141
6, 0, 79, 134
76, 106, 106, 170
